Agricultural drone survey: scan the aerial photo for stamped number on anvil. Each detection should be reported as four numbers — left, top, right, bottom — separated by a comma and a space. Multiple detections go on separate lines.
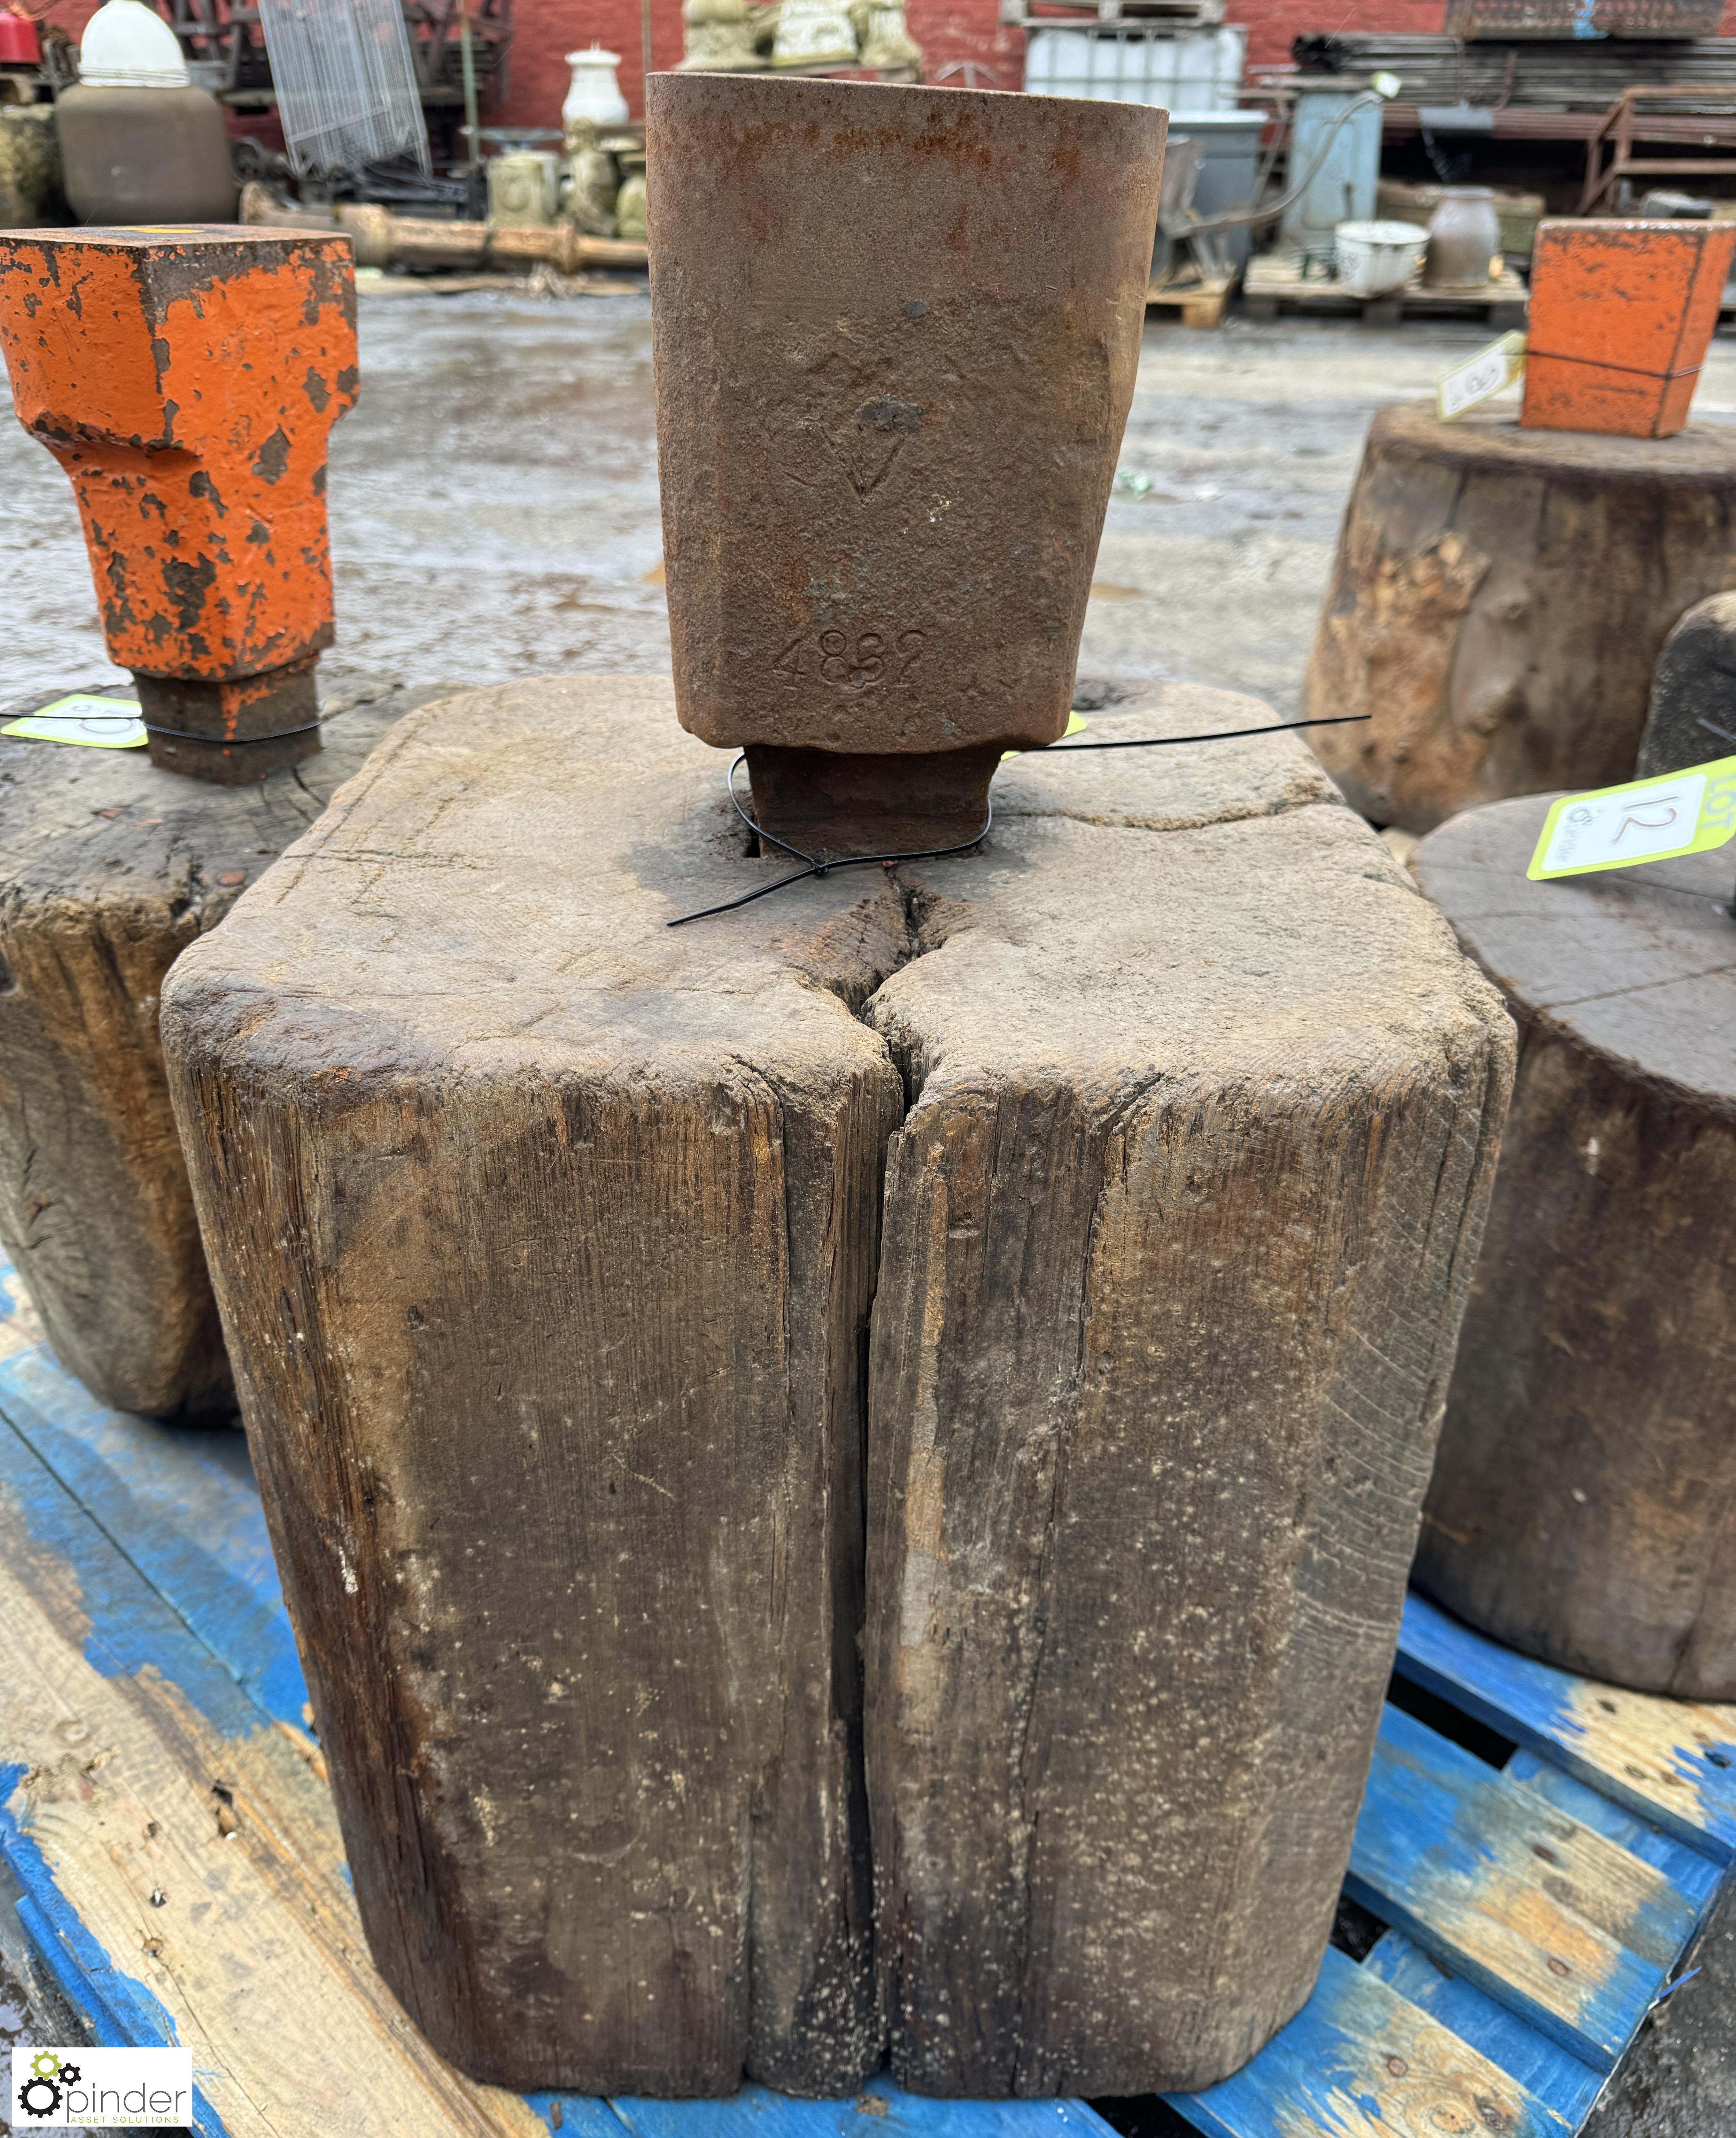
774, 628, 926, 691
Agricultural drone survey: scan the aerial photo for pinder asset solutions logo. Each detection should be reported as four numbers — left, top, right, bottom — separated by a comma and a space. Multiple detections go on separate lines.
12, 2044, 193, 2128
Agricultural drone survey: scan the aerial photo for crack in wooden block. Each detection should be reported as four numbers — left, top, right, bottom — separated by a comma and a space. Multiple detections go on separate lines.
158, 675, 1515, 2097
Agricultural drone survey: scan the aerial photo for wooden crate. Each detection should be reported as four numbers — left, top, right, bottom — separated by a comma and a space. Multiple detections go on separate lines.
1244, 247, 1529, 330
0, 1251, 1727, 2137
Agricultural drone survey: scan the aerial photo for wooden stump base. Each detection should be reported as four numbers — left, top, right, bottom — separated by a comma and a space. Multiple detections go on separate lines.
1304, 403, 1736, 834
161, 675, 1513, 2097
0, 680, 453, 1420
1415, 797, 1736, 1699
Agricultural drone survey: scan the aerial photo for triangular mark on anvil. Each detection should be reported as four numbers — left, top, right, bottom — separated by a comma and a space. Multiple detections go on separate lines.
816, 395, 926, 503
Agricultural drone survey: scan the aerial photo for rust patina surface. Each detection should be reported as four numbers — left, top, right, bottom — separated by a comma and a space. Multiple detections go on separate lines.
646, 75, 1166, 850
0, 227, 357, 782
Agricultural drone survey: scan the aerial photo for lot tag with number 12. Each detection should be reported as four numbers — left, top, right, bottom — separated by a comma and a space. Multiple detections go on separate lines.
1527, 755, 1736, 878
1437, 331, 1526, 423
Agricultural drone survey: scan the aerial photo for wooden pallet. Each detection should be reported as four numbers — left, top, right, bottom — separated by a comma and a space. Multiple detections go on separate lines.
0, 1253, 1728, 2138
1144, 271, 1235, 329
1244, 249, 1529, 330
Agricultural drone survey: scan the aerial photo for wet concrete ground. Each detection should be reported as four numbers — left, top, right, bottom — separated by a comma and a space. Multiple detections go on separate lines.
11, 289, 1736, 716
4, 291, 1734, 2132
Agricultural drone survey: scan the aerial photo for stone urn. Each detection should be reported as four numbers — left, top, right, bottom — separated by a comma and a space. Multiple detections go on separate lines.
680, 0, 762, 69
770, 0, 858, 66
486, 150, 557, 227
1424, 186, 1501, 288
614, 151, 648, 241
562, 44, 629, 133
859, 0, 922, 68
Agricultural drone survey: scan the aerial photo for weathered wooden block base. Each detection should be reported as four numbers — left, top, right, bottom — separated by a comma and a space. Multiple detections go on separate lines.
864, 725, 1516, 2095
0, 679, 453, 1420
1415, 797, 1736, 1699
161, 677, 1513, 2096
1304, 404, 1736, 834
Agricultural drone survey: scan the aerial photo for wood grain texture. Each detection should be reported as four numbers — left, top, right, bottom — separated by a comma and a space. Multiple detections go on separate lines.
0, 1268, 1169, 2138
1359, 1930, 1605, 2129
1303, 404, 1736, 834
17, 1240, 1718, 2137
0, 1342, 308, 1728
1346, 1708, 1692, 2069
1505, 1753, 1726, 1919
160, 678, 904, 2097
0, 685, 450, 1421
860, 714, 1515, 2095
1413, 797, 1736, 1697
1397, 1594, 1736, 1865
1166, 1944, 1573, 2138
1638, 589, 1736, 776
158, 675, 1513, 2100
0, 1395, 558, 2138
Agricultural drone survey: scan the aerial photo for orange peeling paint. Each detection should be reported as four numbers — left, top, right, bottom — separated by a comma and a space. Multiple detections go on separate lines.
1522, 218, 1736, 441
0, 225, 358, 681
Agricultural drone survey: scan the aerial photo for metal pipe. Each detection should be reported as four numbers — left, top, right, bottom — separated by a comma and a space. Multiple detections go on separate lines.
1170, 90, 1387, 236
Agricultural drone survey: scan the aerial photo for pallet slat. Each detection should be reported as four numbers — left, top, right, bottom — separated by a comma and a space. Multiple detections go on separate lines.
611, 2082, 1114, 2138
1144, 273, 1234, 328
1360, 1933, 1606, 2129
1506, 1752, 1725, 1915
1397, 1592, 1736, 1864
1348, 1706, 1694, 2068
1164, 1944, 1572, 2138
0, 1269, 1725, 2136
0, 1392, 557, 2138
1243, 247, 1528, 327
0, 1349, 308, 1727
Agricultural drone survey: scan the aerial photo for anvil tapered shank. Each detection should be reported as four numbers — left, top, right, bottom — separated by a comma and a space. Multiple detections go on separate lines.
646, 76, 1166, 852
0, 227, 357, 783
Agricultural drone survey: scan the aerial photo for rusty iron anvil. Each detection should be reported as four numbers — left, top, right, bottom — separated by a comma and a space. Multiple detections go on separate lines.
646, 75, 1167, 853
0, 226, 357, 784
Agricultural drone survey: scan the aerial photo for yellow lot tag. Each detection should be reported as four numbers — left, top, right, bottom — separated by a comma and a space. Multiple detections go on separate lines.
3, 695, 148, 750
1003, 710, 1088, 760
1437, 331, 1526, 423
1528, 755, 1736, 879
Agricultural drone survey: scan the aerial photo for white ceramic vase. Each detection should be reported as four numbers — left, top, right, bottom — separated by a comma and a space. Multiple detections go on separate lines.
562, 45, 630, 133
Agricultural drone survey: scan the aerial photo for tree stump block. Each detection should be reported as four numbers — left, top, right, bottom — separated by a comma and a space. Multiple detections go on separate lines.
0, 683, 451, 1420
1640, 589, 1736, 777
1304, 403, 1736, 834
160, 675, 1514, 2097
1413, 797, 1736, 1699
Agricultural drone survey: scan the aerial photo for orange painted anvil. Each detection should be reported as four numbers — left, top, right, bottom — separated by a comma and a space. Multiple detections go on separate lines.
0, 226, 357, 782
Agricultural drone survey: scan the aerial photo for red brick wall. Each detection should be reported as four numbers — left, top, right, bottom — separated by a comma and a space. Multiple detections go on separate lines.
1232, 0, 1442, 73
28, 0, 1736, 138
902, 0, 1024, 90
490, 0, 679, 125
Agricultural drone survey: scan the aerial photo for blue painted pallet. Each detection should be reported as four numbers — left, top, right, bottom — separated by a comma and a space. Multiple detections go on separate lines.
0, 1261, 1728, 2138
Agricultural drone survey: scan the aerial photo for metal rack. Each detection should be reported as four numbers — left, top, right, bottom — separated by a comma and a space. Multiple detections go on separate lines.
162, 0, 513, 111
